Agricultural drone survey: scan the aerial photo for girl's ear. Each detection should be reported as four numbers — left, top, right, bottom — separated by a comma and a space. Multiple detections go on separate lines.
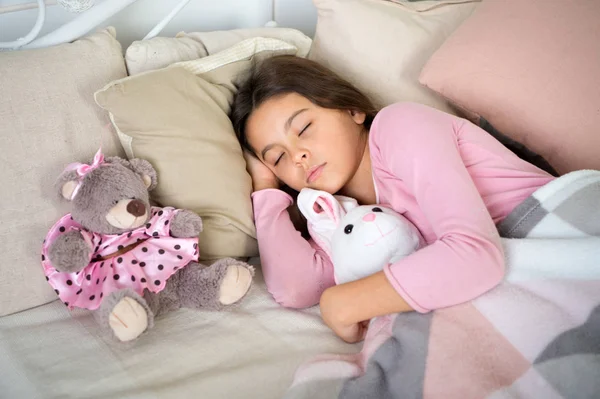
349, 109, 366, 125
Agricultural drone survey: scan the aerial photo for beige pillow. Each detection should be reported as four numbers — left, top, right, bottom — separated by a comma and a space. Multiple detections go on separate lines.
95, 37, 302, 261
308, 0, 480, 113
125, 27, 312, 75
0, 27, 127, 316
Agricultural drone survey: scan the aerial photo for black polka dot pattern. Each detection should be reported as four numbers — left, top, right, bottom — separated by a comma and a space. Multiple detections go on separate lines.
44, 208, 202, 311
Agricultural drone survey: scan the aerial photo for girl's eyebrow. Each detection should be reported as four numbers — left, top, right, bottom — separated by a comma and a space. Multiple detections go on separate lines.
284, 108, 308, 133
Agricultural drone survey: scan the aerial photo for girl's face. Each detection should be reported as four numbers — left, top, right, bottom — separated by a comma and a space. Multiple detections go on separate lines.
246, 92, 367, 194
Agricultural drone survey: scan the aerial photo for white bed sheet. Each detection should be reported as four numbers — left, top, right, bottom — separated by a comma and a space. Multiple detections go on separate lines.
0, 258, 359, 399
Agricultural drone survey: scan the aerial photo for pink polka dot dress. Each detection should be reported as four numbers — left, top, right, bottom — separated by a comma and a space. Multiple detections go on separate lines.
41, 207, 199, 310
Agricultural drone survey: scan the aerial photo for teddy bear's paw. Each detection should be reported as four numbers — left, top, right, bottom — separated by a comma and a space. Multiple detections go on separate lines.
48, 231, 91, 273
170, 210, 203, 238
219, 264, 254, 305
109, 297, 150, 342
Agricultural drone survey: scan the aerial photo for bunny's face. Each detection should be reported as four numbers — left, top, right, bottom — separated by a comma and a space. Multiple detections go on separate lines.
297, 188, 424, 285
331, 205, 422, 285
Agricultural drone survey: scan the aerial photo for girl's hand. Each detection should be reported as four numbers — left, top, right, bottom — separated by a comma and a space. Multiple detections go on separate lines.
244, 150, 280, 192
319, 285, 369, 343
319, 271, 415, 343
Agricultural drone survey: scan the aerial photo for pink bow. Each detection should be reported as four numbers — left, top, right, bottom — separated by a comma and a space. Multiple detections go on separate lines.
64, 148, 105, 200
74, 148, 105, 177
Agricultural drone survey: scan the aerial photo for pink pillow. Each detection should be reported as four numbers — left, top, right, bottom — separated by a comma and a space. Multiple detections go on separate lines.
419, 0, 600, 174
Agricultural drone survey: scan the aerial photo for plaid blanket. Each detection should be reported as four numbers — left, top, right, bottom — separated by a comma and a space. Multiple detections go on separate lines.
284, 170, 600, 399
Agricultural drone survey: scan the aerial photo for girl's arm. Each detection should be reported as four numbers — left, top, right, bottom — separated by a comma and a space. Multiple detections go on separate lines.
320, 102, 505, 342
252, 189, 335, 308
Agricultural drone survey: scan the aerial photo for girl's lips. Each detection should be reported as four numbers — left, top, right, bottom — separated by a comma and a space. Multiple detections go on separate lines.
307, 163, 326, 183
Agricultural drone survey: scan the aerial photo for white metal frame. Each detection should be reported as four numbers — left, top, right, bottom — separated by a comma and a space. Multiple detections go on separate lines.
0, 0, 277, 51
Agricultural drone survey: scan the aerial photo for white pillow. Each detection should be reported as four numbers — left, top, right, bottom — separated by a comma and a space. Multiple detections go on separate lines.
125, 27, 312, 75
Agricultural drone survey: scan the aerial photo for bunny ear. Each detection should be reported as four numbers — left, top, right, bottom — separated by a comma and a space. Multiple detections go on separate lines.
298, 188, 345, 226
297, 188, 347, 256
334, 195, 359, 214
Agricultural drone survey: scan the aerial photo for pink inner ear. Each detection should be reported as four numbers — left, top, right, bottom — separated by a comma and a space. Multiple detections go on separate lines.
313, 203, 324, 213
315, 195, 338, 223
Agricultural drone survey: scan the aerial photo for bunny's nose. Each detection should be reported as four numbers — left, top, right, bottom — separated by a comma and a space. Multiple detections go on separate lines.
127, 199, 146, 217
362, 213, 376, 222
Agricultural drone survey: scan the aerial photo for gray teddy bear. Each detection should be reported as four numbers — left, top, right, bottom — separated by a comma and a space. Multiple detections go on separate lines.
41, 150, 254, 342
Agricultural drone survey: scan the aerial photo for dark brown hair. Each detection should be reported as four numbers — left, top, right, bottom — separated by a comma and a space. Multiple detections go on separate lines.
231, 55, 379, 156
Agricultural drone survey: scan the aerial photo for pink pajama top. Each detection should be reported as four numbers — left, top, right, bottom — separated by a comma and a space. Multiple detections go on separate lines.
42, 207, 199, 310
252, 102, 555, 312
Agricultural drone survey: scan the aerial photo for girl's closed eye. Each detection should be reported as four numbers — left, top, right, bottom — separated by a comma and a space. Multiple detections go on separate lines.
274, 153, 285, 166
299, 122, 311, 136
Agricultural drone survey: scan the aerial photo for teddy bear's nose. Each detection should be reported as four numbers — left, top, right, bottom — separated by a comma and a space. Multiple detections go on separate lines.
362, 213, 376, 222
126, 199, 146, 217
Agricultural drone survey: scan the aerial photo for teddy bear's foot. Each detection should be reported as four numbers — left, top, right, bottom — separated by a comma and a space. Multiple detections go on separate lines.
109, 297, 149, 342
98, 289, 154, 342
219, 263, 253, 305
178, 259, 254, 310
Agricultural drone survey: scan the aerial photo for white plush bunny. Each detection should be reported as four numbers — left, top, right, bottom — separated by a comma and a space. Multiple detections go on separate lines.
297, 188, 425, 285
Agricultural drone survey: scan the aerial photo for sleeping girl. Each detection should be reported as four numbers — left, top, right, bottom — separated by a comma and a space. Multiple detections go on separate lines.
230, 55, 554, 343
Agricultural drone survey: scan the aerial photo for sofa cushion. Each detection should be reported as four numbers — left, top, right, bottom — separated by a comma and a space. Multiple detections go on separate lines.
419, 0, 600, 174
308, 0, 480, 113
0, 28, 127, 316
0, 264, 359, 398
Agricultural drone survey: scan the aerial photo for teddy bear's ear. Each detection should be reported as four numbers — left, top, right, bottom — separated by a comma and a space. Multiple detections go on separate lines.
104, 156, 132, 169
55, 170, 80, 201
128, 158, 158, 191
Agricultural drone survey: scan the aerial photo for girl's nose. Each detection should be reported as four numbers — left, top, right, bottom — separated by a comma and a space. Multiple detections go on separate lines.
362, 213, 376, 222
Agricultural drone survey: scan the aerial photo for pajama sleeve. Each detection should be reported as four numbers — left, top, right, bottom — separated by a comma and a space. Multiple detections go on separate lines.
370, 103, 505, 313
251, 189, 335, 308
